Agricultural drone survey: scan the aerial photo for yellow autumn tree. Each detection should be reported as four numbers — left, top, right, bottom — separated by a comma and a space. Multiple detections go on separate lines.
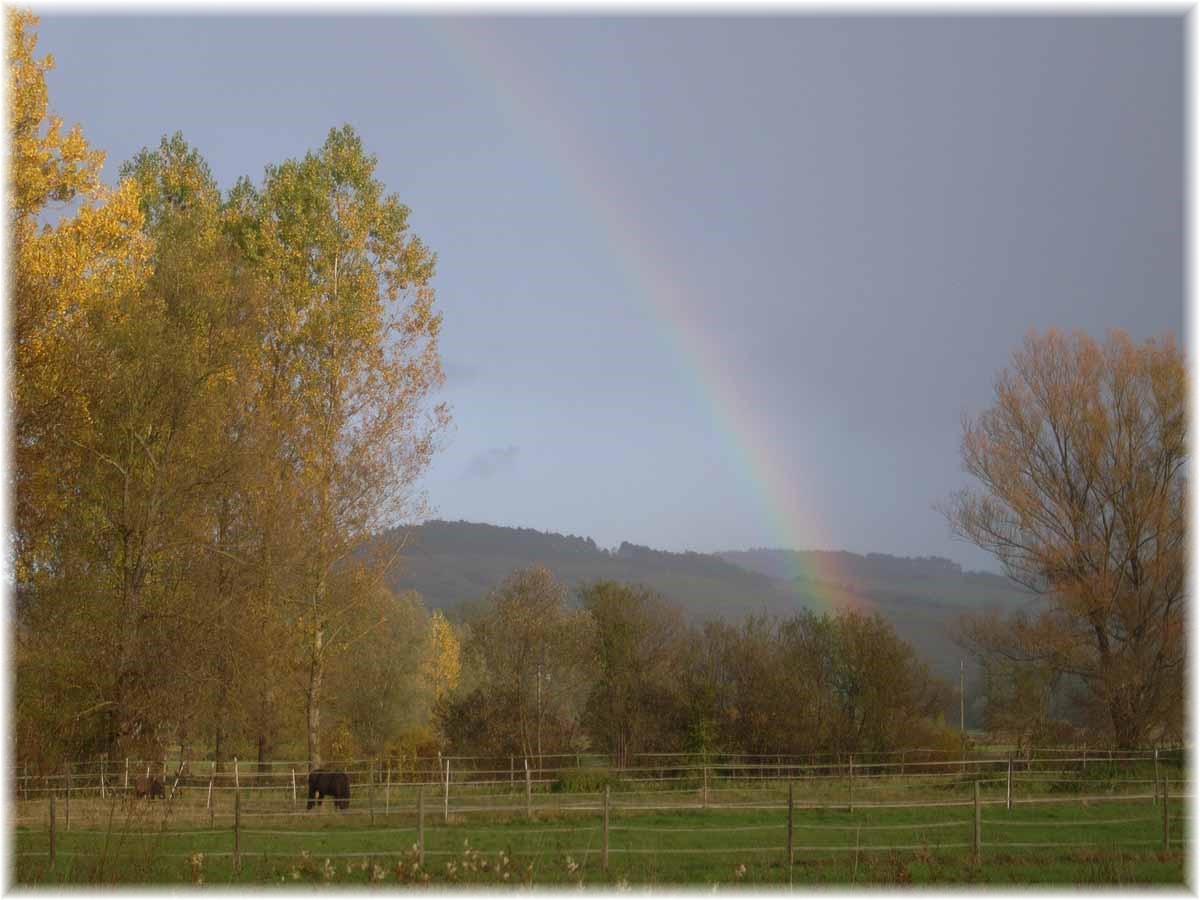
9, 9, 148, 581
232, 126, 449, 768
14, 129, 281, 760
421, 611, 462, 704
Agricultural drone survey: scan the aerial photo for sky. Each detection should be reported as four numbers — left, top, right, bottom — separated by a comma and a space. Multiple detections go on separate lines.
32, 13, 1183, 571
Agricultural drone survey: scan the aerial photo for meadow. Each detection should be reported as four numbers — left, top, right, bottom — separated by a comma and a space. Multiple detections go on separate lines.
11, 752, 1189, 886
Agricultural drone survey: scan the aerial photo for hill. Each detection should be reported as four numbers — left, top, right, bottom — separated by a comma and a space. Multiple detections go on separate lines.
377, 520, 797, 624
377, 520, 1035, 684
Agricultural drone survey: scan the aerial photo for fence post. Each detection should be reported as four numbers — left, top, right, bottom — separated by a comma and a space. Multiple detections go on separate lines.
100, 755, 106, 800
292, 768, 297, 809
787, 781, 795, 867
525, 758, 533, 820
207, 775, 214, 811
443, 758, 450, 824
386, 761, 391, 816
417, 786, 425, 867
602, 785, 610, 873
233, 790, 241, 872
1154, 747, 1161, 806
233, 757, 239, 791
972, 780, 981, 865
703, 766, 709, 810
124, 758, 129, 793
1162, 773, 1170, 850
1006, 755, 1013, 811
370, 760, 376, 827
48, 793, 56, 869
510, 755, 514, 785
848, 754, 854, 814
65, 763, 71, 831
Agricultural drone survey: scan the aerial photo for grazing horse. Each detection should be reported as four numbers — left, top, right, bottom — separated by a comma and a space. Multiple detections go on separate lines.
307, 770, 350, 810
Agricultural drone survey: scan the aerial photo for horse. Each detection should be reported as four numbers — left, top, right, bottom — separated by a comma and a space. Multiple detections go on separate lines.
307, 769, 350, 810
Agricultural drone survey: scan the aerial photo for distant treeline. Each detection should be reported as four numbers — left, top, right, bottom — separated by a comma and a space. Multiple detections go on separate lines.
379, 521, 1035, 698
437, 568, 960, 767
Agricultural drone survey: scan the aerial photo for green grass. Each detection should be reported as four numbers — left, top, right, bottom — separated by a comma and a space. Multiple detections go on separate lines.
13, 791, 1187, 886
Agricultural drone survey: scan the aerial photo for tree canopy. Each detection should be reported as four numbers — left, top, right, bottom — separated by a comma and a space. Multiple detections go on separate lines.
945, 329, 1186, 747
10, 11, 448, 769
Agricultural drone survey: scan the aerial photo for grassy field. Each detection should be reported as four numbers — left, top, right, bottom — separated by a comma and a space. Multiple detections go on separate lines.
12, 790, 1188, 886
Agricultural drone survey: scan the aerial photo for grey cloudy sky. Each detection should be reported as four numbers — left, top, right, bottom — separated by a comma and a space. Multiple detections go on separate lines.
34, 13, 1183, 571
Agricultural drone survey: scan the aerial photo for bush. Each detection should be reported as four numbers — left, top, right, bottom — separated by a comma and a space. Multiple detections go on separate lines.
551, 767, 618, 794
1047, 761, 1137, 794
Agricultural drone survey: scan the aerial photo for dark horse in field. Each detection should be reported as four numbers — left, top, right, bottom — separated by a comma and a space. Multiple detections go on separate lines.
307, 770, 350, 810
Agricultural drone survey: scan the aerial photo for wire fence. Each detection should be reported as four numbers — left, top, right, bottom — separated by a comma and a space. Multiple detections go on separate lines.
9, 745, 1188, 800
16, 743, 1186, 776
11, 752, 1190, 880
11, 790, 1189, 873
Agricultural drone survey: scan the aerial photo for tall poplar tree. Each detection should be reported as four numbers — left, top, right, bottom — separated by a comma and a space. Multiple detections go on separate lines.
235, 126, 448, 767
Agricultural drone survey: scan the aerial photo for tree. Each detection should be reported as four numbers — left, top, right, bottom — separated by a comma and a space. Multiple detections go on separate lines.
976, 657, 1081, 751
944, 329, 1185, 748
324, 586, 431, 759
232, 126, 449, 767
580, 581, 687, 766
9, 8, 148, 586
12, 121, 273, 762
60, 134, 267, 755
444, 567, 592, 759
421, 611, 462, 706
672, 610, 950, 759
817, 611, 949, 754
9, 20, 447, 767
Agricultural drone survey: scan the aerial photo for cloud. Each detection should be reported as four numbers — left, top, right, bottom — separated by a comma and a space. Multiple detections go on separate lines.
464, 445, 520, 479
442, 360, 481, 388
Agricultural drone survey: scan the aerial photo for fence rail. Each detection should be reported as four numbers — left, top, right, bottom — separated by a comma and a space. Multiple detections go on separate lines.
11, 778, 1188, 878
17, 744, 1186, 775
11, 746, 1187, 795
12, 746, 1190, 883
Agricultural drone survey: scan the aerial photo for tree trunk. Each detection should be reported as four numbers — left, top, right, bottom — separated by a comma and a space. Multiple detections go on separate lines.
112, 571, 146, 755
257, 733, 268, 783
1110, 692, 1144, 750
307, 623, 324, 770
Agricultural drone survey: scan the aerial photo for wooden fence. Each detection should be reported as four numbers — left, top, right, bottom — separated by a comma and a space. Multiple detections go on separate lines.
13, 768, 1190, 873
10, 745, 1188, 802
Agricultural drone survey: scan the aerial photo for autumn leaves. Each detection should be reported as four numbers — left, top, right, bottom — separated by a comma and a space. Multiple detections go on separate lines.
11, 11, 448, 769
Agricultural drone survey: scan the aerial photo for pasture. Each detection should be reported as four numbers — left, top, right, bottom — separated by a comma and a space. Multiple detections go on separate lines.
11, 749, 1190, 886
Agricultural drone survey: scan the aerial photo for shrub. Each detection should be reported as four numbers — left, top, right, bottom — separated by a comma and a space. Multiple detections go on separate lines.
551, 767, 617, 794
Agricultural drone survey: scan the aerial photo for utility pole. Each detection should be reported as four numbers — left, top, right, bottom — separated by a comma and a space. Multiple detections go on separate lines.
960, 660, 966, 736
536, 661, 543, 771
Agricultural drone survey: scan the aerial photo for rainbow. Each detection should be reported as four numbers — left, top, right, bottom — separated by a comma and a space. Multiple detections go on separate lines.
427, 19, 865, 614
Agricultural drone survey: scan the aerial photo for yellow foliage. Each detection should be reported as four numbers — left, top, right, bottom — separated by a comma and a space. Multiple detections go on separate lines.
420, 611, 461, 703
9, 10, 149, 579
323, 721, 357, 762
7, 9, 103, 224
